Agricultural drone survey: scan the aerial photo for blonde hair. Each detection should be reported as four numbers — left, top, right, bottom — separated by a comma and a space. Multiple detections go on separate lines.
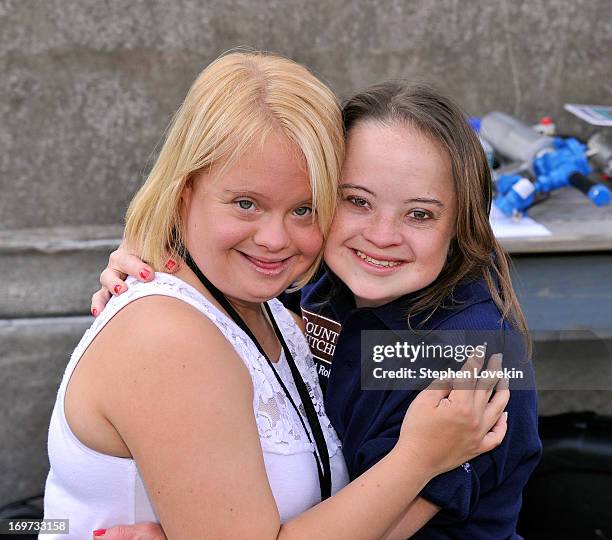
125, 51, 344, 287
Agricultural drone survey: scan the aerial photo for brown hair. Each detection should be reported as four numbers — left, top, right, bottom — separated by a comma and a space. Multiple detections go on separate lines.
342, 82, 529, 341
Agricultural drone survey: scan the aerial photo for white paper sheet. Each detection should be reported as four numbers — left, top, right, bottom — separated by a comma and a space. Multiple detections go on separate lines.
564, 104, 612, 127
489, 205, 552, 238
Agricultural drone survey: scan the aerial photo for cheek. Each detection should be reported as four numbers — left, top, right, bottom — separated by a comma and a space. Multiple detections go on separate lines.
326, 208, 357, 246
417, 231, 452, 272
323, 241, 334, 262
323, 219, 348, 264
296, 224, 324, 258
194, 217, 249, 251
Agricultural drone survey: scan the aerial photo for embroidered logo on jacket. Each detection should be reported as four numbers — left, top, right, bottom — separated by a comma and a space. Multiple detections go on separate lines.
301, 307, 342, 379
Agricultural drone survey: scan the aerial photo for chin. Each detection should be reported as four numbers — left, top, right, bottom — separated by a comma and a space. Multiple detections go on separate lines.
351, 285, 397, 308
246, 286, 287, 303
254, 278, 300, 301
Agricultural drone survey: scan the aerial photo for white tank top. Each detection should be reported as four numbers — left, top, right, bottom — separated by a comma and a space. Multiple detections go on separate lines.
41, 273, 349, 539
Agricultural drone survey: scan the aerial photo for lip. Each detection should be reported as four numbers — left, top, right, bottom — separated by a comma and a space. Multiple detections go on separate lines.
354, 249, 406, 263
350, 248, 408, 275
239, 251, 294, 277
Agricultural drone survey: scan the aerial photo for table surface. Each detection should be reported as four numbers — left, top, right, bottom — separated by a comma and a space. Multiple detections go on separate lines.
497, 186, 612, 254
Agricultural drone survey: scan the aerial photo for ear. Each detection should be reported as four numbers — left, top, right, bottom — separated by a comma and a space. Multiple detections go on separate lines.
178, 177, 195, 227
181, 175, 194, 203
182, 174, 197, 206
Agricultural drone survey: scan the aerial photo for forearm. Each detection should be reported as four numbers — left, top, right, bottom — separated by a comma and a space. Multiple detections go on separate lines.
278, 445, 431, 540
381, 497, 440, 540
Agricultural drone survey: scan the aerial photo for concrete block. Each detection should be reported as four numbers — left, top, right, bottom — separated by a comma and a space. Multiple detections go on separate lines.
0, 226, 122, 318
0, 316, 91, 506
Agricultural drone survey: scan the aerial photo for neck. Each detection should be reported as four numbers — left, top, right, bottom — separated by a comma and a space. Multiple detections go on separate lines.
173, 265, 265, 326
226, 296, 267, 326
354, 296, 394, 309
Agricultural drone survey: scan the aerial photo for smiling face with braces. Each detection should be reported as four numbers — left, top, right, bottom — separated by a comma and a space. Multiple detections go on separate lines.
324, 121, 456, 308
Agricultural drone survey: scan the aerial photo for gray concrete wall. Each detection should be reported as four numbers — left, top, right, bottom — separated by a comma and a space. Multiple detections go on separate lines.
1, 0, 611, 508
1, 316, 91, 501
2, 0, 611, 229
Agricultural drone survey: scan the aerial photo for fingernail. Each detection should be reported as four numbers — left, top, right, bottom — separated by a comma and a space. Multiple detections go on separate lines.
139, 269, 151, 280
503, 411, 508, 421
165, 259, 176, 271
91, 308, 98, 317
490, 352, 503, 365
93, 530, 106, 537
113, 284, 122, 295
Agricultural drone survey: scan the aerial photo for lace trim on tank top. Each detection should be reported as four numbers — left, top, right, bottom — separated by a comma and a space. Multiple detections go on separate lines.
82, 273, 342, 458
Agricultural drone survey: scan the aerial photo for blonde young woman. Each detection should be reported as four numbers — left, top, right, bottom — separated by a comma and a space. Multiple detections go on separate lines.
41, 52, 509, 540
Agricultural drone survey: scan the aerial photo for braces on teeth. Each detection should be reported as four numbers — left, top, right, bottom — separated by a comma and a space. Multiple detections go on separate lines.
356, 250, 402, 267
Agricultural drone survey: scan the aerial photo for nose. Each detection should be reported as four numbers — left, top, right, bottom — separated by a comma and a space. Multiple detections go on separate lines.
252, 215, 291, 252
362, 215, 403, 248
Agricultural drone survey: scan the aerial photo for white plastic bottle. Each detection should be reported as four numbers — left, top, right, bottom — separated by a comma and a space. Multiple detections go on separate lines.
468, 117, 495, 168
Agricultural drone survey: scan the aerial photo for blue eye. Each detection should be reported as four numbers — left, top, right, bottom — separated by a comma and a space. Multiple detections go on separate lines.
236, 199, 255, 211
293, 206, 313, 217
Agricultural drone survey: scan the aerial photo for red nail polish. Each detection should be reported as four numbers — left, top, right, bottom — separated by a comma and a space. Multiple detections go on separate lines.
139, 269, 151, 280
165, 259, 176, 270
113, 284, 122, 295
93, 529, 106, 537
91, 308, 98, 317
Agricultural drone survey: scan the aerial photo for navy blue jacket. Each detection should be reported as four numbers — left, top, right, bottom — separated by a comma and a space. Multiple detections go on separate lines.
282, 271, 542, 539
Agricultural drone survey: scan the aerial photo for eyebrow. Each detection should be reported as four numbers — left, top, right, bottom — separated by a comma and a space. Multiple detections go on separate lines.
407, 197, 445, 207
223, 188, 267, 197
223, 188, 313, 205
340, 183, 376, 196
340, 183, 445, 207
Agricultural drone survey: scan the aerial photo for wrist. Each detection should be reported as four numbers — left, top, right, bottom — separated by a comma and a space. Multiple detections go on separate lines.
389, 440, 436, 488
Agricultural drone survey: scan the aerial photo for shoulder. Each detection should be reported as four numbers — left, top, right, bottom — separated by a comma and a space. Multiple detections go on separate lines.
85, 299, 281, 538
435, 299, 503, 331
431, 278, 504, 331
104, 293, 228, 343
91, 294, 254, 404
88, 294, 259, 468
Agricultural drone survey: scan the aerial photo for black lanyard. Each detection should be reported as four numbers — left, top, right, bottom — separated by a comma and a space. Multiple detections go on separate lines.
184, 251, 332, 501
